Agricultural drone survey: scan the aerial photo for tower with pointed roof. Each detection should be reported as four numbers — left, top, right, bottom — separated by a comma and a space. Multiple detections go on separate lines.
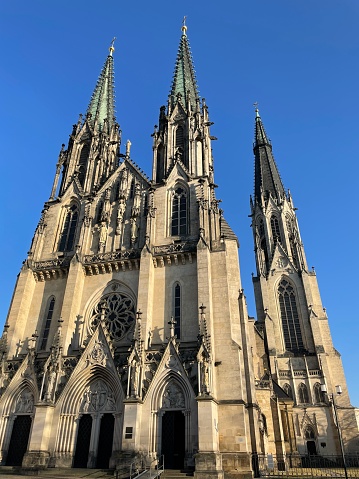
250, 108, 359, 457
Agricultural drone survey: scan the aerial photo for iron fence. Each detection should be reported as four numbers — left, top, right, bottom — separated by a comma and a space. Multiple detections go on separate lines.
253, 454, 359, 478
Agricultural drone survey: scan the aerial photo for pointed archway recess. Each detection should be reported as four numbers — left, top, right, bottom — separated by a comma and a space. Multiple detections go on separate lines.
53, 324, 124, 468
143, 340, 198, 469
0, 353, 38, 466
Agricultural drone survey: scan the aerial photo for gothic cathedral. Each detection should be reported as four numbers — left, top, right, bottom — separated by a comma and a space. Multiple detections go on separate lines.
0, 25, 357, 478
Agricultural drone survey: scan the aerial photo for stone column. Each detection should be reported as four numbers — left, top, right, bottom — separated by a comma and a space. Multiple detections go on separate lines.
22, 404, 55, 469
195, 396, 224, 479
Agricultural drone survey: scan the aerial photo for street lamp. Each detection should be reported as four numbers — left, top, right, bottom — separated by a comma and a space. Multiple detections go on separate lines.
320, 384, 348, 479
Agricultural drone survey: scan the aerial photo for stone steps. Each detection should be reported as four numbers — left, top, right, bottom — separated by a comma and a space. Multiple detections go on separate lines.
0, 467, 114, 478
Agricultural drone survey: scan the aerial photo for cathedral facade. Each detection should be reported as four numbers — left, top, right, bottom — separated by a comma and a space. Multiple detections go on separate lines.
0, 26, 358, 478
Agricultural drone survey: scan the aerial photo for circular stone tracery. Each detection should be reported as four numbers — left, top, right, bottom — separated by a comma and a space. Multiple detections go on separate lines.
90, 292, 136, 341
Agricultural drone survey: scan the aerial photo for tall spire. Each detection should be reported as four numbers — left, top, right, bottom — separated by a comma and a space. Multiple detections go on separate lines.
169, 19, 199, 109
253, 108, 286, 203
87, 39, 116, 131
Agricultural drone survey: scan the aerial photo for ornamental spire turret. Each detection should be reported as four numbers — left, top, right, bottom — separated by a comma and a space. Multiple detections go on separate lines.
169, 18, 199, 112
87, 38, 116, 130
253, 108, 286, 205
152, 21, 215, 182
55, 40, 121, 196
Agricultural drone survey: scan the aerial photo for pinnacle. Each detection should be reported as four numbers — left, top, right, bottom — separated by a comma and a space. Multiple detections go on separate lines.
87, 52, 116, 131
169, 31, 199, 109
253, 111, 286, 203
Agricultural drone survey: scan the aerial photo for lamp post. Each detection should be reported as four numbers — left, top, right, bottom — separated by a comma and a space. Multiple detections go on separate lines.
321, 384, 348, 479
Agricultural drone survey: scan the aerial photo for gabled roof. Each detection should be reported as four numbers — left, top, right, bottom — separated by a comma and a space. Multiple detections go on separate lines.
87, 44, 116, 131
254, 109, 286, 204
169, 25, 199, 110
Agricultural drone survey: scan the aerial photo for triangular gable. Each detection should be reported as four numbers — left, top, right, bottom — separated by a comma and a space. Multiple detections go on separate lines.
270, 242, 296, 272
166, 160, 191, 185
95, 159, 150, 199
143, 340, 195, 405
56, 324, 123, 413
169, 101, 187, 122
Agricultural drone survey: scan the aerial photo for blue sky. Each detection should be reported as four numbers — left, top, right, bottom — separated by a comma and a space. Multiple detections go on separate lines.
1, 1, 359, 405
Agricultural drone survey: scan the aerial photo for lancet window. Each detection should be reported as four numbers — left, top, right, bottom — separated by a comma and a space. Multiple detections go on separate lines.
278, 279, 304, 352
78, 144, 89, 187
298, 383, 309, 404
40, 296, 55, 350
58, 204, 78, 252
313, 383, 323, 403
173, 282, 181, 338
171, 186, 187, 236
270, 215, 282, 244
175, 126, 184, 149
283, 383, 293, 399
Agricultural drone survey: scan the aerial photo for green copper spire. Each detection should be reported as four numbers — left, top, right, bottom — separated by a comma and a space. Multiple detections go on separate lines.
87, 39, 116, 131
254, 108, 286, 203
169, 20, 199, 109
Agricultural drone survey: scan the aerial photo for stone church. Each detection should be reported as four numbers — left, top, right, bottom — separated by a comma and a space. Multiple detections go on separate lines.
0, 24, 358, 478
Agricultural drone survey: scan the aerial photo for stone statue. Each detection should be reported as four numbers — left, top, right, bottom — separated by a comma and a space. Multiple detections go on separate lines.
201, 359, 210, 395
99, 221, 108, 247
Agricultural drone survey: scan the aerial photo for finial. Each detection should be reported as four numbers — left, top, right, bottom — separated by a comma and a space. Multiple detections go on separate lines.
109, 37, 116, 56
181, 16, 187, 36
254, 102, 260, 118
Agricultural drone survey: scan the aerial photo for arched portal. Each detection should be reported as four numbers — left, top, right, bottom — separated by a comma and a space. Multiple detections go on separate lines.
162, 410, 185, 469
305, 427, 317, 455
6, 415, 32, 466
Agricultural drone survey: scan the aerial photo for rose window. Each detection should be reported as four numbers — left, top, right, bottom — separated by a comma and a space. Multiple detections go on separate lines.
90, 292, 136, 341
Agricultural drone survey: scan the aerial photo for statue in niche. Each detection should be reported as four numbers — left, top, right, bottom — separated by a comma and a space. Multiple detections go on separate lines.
120, 170, 129, 195
117, 197, 126, 222
131, 218, 138, 245
200, 358, 210, 395
99, 221, 108, 248
130, 359, 139, 398
44, 368, 57, 401
132, 183, 141, 217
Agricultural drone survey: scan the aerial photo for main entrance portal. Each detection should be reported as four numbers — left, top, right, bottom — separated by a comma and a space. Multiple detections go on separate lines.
96, 413, 115, 468
6, 415, 32, 466
73, 415, 92, 467
161, 411, 185, 469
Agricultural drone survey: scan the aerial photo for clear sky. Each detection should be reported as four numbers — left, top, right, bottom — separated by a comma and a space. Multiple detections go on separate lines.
1, 1, 359, 405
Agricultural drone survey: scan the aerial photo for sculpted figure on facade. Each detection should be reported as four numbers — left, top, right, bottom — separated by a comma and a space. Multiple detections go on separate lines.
15, 390, 34, 413
162, 382, 185, 409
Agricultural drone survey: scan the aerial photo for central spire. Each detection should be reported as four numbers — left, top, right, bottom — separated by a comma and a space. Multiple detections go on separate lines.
87, 40, 116, 131
169, 20, 199, 110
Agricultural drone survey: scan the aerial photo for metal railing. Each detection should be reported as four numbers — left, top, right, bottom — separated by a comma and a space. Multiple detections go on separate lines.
252, 453, 359, 478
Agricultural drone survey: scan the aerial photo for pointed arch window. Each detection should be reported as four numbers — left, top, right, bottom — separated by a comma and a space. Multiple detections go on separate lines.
283, 383, 293, 399
156, 144, 165, 182
278, 279, 304, 352
171, 186, 187, 236
298, 383, 309, 404
313, 383, 323, 403
270, 215, 282, 244
173, 282, 181, 338
175, 126, 184, 149
78, 144, 90, 187
58, 204, 78, 252
40, 296, 55, 350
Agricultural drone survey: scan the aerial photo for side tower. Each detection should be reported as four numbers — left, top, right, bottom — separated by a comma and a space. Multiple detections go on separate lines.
0, 41, 151, 470
250, 108, 359, 455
